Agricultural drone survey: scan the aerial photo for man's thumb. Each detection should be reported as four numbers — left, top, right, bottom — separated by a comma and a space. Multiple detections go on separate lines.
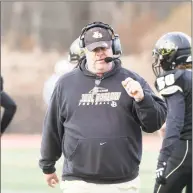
122, 81, 126, 87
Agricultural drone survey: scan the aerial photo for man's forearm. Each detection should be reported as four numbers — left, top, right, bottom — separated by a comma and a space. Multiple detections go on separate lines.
134, 92, 167, 133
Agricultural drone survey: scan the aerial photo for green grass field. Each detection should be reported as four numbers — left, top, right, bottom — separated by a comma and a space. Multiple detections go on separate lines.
1, 147, 159, 193
2, 134, 186, 193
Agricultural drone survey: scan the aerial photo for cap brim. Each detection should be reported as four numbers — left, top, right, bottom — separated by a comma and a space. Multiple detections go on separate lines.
86, 41, 112, 51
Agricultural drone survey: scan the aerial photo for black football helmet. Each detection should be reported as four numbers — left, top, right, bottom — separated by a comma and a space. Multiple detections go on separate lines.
152, 32, 192, 77
68, 38, 85, 64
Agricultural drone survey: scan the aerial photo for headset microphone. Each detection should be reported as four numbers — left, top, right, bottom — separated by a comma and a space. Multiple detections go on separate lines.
104, 54, 121, 63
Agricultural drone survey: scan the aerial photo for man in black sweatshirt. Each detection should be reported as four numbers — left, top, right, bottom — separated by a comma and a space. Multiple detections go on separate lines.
39, 22, 167, 193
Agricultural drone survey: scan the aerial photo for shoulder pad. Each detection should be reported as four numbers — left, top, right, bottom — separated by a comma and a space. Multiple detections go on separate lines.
155, 72, 184, 96
159, 85, 183, 96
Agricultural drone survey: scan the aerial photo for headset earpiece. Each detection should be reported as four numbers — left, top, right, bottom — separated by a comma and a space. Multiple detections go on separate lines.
79, 36, 85, 49
112, 34, 122, 55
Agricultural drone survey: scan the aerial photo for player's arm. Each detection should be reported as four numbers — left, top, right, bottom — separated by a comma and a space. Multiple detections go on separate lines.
1, 91, 17, 135
158, 91, 185, 162
155, 90, 185, 185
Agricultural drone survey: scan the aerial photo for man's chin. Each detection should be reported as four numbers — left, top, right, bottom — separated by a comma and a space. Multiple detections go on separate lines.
96, 69, 104, 73
95, 61, 107, 65
94, 62, 112, 74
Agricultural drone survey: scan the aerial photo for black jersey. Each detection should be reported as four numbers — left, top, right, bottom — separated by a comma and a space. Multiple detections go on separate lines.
155, 69, 192, 161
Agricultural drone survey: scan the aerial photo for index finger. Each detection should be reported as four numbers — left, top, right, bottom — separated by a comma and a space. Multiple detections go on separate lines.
49, 179, 57, 188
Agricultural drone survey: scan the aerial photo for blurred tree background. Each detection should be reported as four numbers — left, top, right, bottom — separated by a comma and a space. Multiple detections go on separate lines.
1, 1, 191, 133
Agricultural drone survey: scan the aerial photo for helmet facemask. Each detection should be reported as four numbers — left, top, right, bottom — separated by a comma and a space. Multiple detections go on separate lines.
68, 52, 80, 63
152, 41, 178, 77
152, 49, 162, 77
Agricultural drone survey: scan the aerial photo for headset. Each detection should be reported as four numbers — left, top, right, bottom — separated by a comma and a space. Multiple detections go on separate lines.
79, 21, 122, 55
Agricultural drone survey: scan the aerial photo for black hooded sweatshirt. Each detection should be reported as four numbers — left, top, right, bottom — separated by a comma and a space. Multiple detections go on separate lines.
39, 58, 167, 183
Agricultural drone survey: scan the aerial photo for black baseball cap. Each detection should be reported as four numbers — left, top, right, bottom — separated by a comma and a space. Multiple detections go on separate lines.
84, 27, 112, 51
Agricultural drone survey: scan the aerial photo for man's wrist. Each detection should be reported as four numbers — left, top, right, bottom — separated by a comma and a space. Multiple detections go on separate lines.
134, 91, 144, 102
43, 167, 56, 174
134, 97, 144, 102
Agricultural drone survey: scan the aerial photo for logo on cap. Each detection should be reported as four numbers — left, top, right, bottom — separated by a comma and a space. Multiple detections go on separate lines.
92, 31, 103, 39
